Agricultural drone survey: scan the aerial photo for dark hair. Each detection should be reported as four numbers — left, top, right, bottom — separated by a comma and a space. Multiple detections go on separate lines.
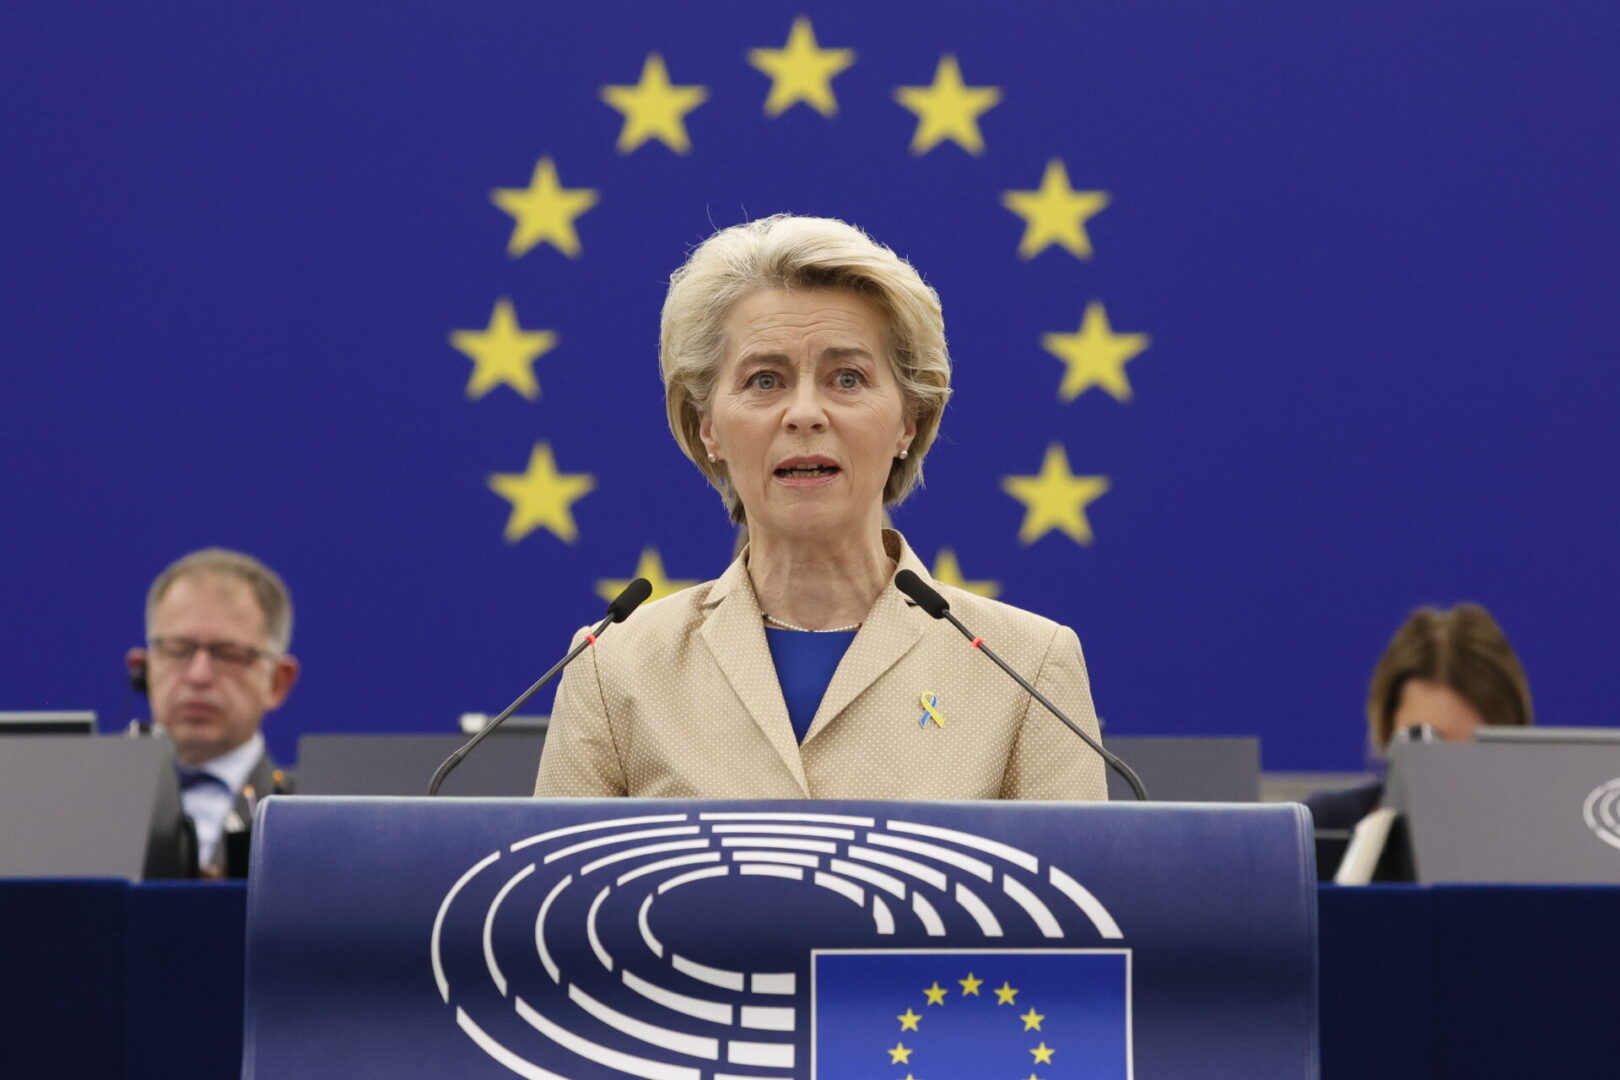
1366, 603, 1531, 752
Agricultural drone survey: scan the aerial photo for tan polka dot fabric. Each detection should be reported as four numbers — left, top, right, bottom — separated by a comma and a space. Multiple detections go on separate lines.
534, 531, 1107, 802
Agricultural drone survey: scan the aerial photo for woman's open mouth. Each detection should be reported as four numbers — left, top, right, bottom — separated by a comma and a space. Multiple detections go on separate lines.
773, 457, 842, 485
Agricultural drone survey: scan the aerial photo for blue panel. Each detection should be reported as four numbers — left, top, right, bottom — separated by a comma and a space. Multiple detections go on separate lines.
1316, 885, 1434, 1080
243, 797, 1317, 1078
1430, 886, 1620, 1077
2, 2, 1618, 772
0, 879, 127, 1079
125, 882, 248, 1080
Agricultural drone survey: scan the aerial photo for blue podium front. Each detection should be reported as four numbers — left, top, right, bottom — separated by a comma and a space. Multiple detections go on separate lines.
244, 799, 1317, 1079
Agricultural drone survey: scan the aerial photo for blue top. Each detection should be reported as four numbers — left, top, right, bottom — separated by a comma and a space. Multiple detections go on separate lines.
763, 626, 859, 743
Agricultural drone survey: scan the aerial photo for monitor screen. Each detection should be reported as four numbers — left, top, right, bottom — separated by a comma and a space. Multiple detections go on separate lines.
1474, 726, 1620, 745
0, 710, 96, 736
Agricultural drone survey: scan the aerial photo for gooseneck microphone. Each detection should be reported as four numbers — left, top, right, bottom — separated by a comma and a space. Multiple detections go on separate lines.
427, 578, 653, 796
893, 570, 1148, 801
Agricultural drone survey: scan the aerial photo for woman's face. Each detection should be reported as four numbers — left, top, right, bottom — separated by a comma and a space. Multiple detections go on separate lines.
701, 287, 915, 542
1391, 678, 1486, 743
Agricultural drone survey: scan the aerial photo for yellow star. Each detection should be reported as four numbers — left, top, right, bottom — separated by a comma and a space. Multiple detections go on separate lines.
1002, 445, 1109, 546
994, 982, 1019, 1005
1002, 159, 1111, 260
897, 1008, 922, 1032
922, 981, 948, 1006
601, 53, 708, 154
1043, 301, 1150, 404
1023, 1075, 1045, 1080
930, 549, 1001, 599
894, 55, 1001, 155
596, 548, 698, 606
1020, 1007, 1046, 1031
448, 298, 556, 401
958, 972, 984, 996
748, 17, 854, 117
491, 157, 599, 259
887, 1042, 913, 1065
488, 443, 596, 544
1030, 1042, 1055, 1065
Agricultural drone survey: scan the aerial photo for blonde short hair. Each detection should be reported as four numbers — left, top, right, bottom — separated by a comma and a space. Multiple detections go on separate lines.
145, 547, 294, 654
1366, 603, 1532, 753
660, 214, 952, 524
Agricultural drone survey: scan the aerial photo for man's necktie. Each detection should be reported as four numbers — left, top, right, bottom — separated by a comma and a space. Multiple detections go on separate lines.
178, 768, 228, 792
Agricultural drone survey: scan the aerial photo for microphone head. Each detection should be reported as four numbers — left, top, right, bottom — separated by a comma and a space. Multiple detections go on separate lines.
894, 569, 950, 619
606, 578, 653, 622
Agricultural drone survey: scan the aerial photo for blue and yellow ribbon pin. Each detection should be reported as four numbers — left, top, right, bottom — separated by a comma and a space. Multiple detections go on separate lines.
918, 693, 945, 728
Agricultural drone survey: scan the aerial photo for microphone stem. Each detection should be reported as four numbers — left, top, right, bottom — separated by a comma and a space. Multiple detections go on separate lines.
427, 612, 613, 796
941, 610, 1149, 801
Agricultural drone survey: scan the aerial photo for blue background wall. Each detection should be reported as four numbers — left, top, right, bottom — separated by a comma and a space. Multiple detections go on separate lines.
3, 1, 1616, 772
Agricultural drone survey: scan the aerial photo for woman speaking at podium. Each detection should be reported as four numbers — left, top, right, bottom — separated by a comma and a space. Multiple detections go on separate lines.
535, 215, 1106, 801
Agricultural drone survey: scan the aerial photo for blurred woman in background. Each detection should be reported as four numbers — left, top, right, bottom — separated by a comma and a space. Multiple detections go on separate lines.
1306, 603, 1533, 829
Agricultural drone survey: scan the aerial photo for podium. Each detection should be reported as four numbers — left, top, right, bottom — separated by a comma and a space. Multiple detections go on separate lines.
244, 799, 1318, 1078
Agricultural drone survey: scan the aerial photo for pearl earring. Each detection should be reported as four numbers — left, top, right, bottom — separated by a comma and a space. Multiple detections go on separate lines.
899, 449, 909, 460
707, 452, 718, 463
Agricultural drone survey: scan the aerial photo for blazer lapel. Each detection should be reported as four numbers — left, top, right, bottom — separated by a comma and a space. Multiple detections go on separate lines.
802, 533, 932, 746
698, 557, 809, 794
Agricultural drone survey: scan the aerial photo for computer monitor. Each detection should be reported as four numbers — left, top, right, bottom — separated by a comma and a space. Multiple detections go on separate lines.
1473, 726, 1620, 745
1101, 735, 1261, 802
296, 731, 548, 797
0, 735, 192, 879
1382, 739, 1620, 883
0, 710, 96, 735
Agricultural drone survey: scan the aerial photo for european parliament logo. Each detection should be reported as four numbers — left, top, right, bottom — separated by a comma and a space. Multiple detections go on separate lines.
431, 810, 1134, 1078
1583, 777, 1620, 851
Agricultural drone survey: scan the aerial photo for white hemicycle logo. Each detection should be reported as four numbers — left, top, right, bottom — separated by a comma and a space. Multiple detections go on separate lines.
1583, 778, 1620, 852
429, 810, 1123, 1079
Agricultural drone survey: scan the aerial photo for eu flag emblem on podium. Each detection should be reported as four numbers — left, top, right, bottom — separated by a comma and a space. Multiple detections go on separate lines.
814, 949, 1131, 1078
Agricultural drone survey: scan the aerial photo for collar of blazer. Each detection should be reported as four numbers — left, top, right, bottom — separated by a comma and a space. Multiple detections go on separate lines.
698, 530, 938, 793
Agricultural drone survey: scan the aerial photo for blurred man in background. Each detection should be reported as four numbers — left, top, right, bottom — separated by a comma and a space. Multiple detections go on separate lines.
126, 548, 299, 875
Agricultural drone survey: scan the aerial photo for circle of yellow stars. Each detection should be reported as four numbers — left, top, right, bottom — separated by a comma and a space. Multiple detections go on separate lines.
452, 16, 1152, 585
886, 972, 1057, 1079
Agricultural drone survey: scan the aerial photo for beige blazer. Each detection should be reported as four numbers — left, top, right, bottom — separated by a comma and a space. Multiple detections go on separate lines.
534, 532, 1107, 801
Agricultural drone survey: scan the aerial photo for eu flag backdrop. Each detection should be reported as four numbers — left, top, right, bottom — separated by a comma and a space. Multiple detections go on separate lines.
2, 1, 1616, 772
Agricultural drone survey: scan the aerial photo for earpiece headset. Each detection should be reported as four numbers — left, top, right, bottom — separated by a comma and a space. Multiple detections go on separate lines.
130, 658, 149, 696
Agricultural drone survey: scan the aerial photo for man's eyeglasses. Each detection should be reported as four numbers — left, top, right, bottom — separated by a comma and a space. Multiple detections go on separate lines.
148, 636, 275, 669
